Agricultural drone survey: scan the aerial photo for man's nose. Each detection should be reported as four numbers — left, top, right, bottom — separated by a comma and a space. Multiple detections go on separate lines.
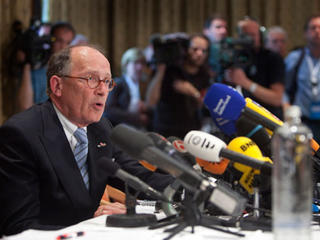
96, 81, 108, 96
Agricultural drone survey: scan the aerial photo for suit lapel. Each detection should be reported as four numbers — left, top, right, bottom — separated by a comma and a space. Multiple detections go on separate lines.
39, 102, 92, 206
87, 122, 112, 200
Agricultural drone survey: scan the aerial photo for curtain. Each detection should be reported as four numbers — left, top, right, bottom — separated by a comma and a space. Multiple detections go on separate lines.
0, 0, 32, 123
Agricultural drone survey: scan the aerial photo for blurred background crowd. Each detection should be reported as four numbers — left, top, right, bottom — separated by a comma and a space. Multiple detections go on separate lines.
1, 0, 320, 142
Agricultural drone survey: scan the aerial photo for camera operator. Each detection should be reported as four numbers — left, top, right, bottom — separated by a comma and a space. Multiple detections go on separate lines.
225, 17, 285, 120
146, 33, 211, 138
17, 21, 75, 111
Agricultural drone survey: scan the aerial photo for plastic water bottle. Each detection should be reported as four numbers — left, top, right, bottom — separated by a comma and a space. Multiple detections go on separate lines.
272, 106, 313, 240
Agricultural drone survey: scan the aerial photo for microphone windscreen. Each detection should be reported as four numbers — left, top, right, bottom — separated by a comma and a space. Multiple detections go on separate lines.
227, 136, 264, 169
196, 158, 230, 175
167, 136, 187, 153
110, 124, 153, 158
204, 83, 246, 135
184, 131, 227, 162
166, 136, 197, 166
227, 137, 272, 194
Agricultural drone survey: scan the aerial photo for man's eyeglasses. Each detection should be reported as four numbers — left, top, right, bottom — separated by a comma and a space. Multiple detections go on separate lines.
61, 75, 116, 91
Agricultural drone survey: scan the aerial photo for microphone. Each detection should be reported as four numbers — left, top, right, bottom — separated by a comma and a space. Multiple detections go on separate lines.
235, 115, 272, 157
245, 97, 282, 133
204, 83, 320, 153
110, 124, 247, 216
146, 133, 196, 167
110, 124, 205, 193
183, 130, 272, 175
203, 83, 278, 135
168, 136, 229, 175
245, 98, 320, 153
227, 137, 273, 194
103, 157, 169, 202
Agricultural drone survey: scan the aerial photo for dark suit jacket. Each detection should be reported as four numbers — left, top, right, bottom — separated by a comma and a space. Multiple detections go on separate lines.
0, 100, 172, 236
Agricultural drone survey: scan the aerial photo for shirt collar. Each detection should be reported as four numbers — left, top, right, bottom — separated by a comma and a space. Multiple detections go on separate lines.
53, 103, 87, 136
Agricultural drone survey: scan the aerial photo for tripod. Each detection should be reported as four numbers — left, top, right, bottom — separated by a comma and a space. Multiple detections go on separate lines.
149, 190, 245, 240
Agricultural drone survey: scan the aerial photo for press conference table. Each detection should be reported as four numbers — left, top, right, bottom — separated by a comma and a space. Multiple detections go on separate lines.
3, 212, 320, 240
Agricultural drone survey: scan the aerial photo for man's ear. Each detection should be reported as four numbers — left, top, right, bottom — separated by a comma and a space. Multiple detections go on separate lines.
50, 75, 63, 97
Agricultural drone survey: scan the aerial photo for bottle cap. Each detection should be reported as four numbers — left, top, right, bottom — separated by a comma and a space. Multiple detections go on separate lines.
284, 105, 301, 121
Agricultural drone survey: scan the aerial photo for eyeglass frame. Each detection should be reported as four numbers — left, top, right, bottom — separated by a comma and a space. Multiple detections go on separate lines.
60, 75, 116, 91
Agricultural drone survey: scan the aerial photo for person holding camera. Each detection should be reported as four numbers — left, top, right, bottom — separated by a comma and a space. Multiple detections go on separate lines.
104, 47, 152, 130
146, 34, 211, 139
224, 18, 285, 120
17, 21, 75, 111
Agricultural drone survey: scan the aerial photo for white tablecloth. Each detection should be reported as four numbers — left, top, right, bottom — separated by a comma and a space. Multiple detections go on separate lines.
2, 205, 320, 240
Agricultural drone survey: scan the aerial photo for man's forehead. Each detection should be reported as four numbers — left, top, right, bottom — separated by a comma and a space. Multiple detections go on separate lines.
70, 47, 110, 72
71, 46, 107, 62
211, 19, 226, 27
309, 17, 320, 26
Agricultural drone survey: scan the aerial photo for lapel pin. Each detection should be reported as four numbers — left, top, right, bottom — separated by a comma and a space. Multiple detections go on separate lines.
97, 142, 107, 148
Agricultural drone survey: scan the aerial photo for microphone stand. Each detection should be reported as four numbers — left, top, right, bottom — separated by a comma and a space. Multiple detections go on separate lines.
239, 175, 272, 231
106, 183, 157, 227
149, 190, 245, 240
253, 187, 260, 218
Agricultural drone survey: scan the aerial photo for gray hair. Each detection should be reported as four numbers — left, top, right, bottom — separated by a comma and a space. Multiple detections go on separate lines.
46, 46, 73, 95
266, 26, 287, 40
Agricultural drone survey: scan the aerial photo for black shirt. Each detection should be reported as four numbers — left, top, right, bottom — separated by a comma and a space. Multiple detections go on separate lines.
153, 65, 211, 138
242, 48, 285, 120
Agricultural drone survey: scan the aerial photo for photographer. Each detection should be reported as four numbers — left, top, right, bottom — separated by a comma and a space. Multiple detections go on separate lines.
17, 21, 75, 111
146, 33, 211, 138
225, 18, 285, 119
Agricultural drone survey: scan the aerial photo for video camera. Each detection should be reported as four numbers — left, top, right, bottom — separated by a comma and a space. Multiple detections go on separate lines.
218, 36, 254, 70
21, 19, 52, 69
151, 32, 189, 66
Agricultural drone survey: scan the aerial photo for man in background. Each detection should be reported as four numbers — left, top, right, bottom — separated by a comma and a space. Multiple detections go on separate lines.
265, 26, 288, 58
203, 13, 228, 80
284, 14, 320, 142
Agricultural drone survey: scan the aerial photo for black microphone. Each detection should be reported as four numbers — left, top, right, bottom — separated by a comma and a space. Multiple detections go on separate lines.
236, 115, 272, 157
110, 124, 204, 193
147, 132, 196, 167
110, 124, 247, 216
103, 158, 169, 202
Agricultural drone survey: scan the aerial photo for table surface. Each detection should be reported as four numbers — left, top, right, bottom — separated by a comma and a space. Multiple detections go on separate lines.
2, 206, 320, 240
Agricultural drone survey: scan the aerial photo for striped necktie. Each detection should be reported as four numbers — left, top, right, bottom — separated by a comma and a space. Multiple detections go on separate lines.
73, 128, 89, 190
